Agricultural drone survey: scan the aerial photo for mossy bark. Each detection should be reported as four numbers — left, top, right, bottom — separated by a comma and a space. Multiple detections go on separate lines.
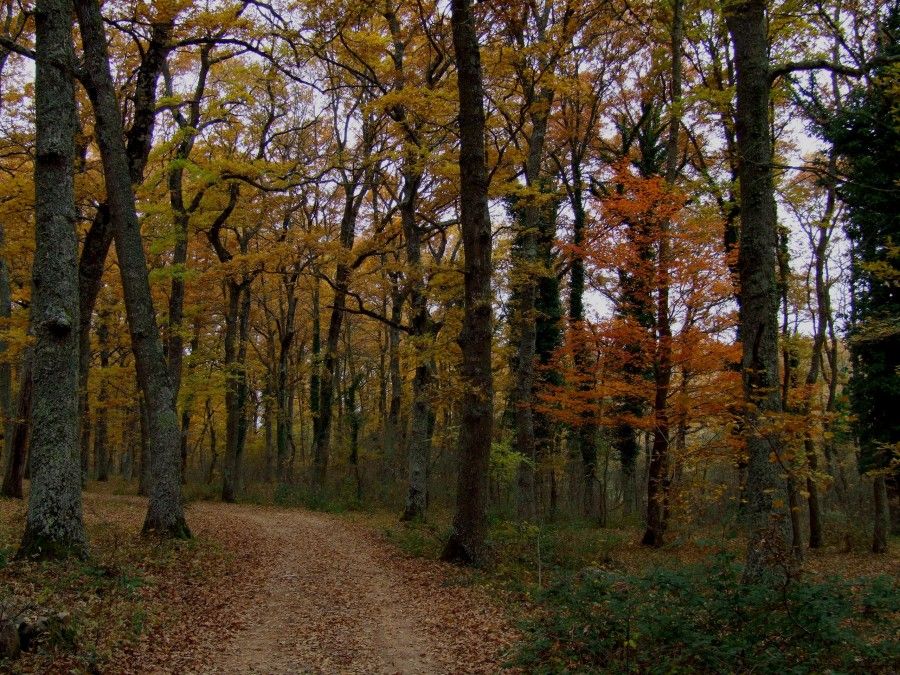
725, 0, 792, 580
19, 0, 88, 560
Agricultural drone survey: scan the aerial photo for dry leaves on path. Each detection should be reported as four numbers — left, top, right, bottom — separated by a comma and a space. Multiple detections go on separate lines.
3, 494, 517, 674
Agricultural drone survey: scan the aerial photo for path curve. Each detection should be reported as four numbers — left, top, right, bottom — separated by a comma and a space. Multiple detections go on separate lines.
181, 503, 514, 674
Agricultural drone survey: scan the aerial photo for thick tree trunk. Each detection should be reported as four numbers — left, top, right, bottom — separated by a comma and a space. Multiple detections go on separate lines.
18, 0, 87, 559
442, 0, 494, 566
75, 0, 189, 538
725, 0, 792, 580
75, 20, 170, 494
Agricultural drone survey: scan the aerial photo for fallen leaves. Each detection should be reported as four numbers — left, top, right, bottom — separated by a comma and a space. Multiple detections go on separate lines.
2, 494, 518, 674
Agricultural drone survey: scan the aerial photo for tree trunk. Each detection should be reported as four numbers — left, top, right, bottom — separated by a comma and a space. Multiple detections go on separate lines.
312, 180, 364, 490
18, 0, 87, 559
511, 86, 553, 521
75, 20, 170, 496
442, 0, 494, 566
205, 398, 218, 484
2, 357, 32, 499
0, 34, 13, 476
310, 278, 322, 479
165, 46, 210, 405
399, 158, 436, 522
221, 279, 251, 502
276, 273, 299, 482
178, 317, 200, 481
94, 311, 110, 480
75, 0, 189, 538
568, 165, 601, 521
0, 252, 10, 483
802, 155, 838, 548
138, 397, 150, 496
386, 284, 403, 472
725, 0, 792, 580
643, 0, 682, 548
872, 475, 889, 553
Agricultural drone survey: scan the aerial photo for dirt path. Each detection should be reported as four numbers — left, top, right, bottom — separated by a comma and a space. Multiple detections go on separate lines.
180, 503, 515, 674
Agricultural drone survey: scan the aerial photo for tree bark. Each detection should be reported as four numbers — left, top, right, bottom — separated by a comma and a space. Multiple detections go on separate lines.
725, 0, 792, 580
399, 157, 437, 522
511, 88, 553, 520
75, 20, 170, 497
276, 271, 299, 482
569, 162, 601, 522
0, 27, 13, 468
0, 232, 10, 483
312, 179, 366, 490
872, 474, 889, 553
18, 0, 87, 559
442, 0, 494, 566
386, 278, 403, 472
75, 0, 189, 537
642, 0, 682, 548
165, 45, 211, 404
2, 356, 31, 498
94, 312, 110, 481
221, 278, 251, 502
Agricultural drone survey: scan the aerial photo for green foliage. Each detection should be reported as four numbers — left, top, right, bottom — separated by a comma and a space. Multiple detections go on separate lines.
0, 545, 11, 570
489, 519, 626, 588
382, 521, 445, 559
490, 440, 530, 486
513, 554, 899, 674
821, 5, 900, 474
271, 483, 359, 513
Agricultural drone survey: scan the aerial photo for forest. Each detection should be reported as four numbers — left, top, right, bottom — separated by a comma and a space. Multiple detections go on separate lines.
0, 0, 898, 672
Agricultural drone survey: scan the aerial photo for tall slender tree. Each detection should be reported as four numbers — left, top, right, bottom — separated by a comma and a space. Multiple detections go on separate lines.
724, 0, 792, 579
442, 0, 494, 565
75, 0, 189, 537
823, 6, 900, 552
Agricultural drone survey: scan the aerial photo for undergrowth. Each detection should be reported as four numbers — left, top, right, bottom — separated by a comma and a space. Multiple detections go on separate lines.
375, 513, 899, 674
512, 553, 898, 673
0, 497, 230, 673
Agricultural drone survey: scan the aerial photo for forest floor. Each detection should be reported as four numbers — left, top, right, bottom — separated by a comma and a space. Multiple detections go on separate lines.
2, 488, 897, 673
0, 492, 517, 674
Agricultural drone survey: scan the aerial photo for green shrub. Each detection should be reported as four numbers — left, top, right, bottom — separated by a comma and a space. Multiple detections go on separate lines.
0, 546, 11, 570
514, 554, 899, 673
271, 483, 362, 513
